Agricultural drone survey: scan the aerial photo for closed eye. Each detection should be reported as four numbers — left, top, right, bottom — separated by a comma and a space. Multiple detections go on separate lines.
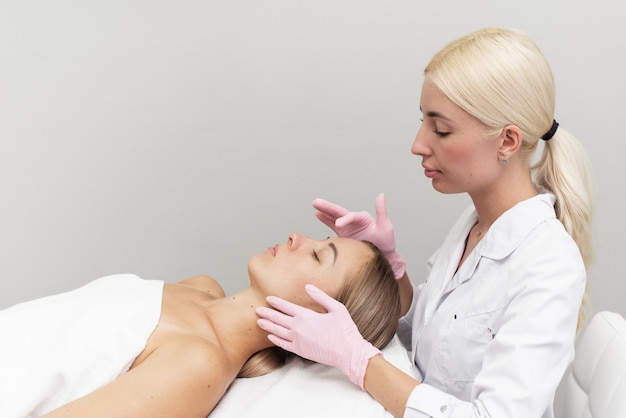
312, 250, 320, 263
433, 127, 450, 137
420, 111, 452, 138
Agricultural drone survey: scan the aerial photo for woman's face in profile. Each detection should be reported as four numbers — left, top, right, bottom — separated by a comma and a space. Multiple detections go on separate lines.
412, 78, 498, 195
247, 233, 372, 309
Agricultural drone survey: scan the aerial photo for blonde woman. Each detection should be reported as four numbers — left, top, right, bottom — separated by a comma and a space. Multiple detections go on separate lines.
0, 233, 400, 417
257, 28, 593, 417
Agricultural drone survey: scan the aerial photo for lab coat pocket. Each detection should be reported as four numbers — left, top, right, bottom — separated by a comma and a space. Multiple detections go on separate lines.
444, 305, 505, 383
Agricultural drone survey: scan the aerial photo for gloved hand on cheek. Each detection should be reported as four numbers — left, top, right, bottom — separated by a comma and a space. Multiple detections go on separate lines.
255, 284, 381, 390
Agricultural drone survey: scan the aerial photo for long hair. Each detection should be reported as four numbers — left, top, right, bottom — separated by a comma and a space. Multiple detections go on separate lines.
238, 241, 400, 378
425, 28, 594, 330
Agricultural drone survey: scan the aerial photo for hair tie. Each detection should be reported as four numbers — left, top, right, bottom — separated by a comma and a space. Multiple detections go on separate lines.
541, 119, 559, 141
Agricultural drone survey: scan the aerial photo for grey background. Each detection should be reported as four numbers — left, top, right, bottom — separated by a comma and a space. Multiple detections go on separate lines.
1, 0, 624, 319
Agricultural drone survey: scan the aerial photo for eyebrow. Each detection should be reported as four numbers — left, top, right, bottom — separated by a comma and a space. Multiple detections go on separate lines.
419, 106, 453, 121
328, 242, 338, 265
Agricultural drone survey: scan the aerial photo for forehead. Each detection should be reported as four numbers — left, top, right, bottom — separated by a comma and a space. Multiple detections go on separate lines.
420, 78, 486, 129
420, 79, 455, 111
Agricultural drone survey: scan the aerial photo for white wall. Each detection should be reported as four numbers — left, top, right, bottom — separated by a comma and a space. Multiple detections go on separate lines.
1, 0, 624, 319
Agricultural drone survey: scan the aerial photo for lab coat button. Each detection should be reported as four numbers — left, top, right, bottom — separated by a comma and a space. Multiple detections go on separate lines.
440, 404, 448, 413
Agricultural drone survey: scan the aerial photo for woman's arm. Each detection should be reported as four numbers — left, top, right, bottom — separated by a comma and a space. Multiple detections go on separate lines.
397, 272, 414, 317
43, 339, 231, 418
364, 355, 420, 418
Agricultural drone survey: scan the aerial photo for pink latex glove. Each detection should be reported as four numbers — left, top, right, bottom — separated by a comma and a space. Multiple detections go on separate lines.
256, 284, 381, 390
313, 193, 406, 278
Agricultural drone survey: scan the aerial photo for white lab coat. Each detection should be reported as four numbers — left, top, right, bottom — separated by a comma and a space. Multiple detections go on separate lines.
397, 192, 586, 417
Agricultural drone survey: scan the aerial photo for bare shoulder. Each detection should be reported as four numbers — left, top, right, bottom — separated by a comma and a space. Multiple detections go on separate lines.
145, 337, 236, 413
43, 337, 237, 418
157, 337, 235, 387
176, 275, 226, 298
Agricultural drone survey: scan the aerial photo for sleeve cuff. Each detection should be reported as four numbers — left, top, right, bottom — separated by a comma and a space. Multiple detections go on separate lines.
404, 384, 466, 418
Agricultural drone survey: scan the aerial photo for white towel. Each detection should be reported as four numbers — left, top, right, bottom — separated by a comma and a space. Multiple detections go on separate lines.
0, 274, 163, 418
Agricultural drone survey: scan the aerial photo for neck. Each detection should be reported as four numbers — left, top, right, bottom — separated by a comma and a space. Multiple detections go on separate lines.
207, 287, 274, 365
470, 167, 537, 233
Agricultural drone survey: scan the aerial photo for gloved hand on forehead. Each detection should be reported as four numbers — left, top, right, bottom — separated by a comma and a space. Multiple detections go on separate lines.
313, 193, 406, 278
255, 284, 381, 390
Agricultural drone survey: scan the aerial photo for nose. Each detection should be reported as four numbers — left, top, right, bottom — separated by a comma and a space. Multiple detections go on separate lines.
411, 125, 430, 157
287, 232, 311, 250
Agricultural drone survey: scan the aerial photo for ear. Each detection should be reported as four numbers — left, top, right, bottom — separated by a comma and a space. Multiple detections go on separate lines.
498, 125, 523, 160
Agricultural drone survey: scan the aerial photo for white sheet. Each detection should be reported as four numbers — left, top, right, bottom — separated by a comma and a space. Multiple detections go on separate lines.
210, 335, 413, 417
0, 275, 163, 418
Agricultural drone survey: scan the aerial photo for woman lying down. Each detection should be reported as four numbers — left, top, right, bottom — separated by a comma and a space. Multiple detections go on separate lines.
0, 232, 401, 417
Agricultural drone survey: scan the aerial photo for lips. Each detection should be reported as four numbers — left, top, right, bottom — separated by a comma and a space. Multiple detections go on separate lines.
423, 165, 440, 178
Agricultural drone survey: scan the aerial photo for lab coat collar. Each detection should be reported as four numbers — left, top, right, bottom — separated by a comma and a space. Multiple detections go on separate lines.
453, 193, 556, 285
455, 192, 557, 282
480, 192, 557, 259
415, 191, 558, 339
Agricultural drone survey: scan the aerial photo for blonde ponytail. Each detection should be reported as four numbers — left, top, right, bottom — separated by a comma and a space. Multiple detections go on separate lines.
533, 128, 594, 329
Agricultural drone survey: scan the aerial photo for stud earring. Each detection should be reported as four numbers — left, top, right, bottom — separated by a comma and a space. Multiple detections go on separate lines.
499, 155, 508, 165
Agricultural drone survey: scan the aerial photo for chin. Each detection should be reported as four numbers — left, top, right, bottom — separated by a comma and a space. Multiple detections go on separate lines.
246, 255, 262, 283
246, 254, 277, 293
433, 182, 464, 195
